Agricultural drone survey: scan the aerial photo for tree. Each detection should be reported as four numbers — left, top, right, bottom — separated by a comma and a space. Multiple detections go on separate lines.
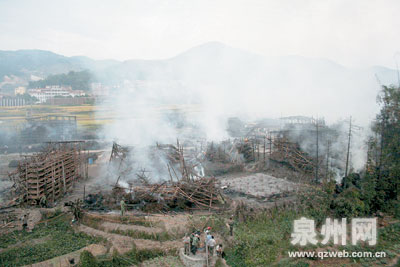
28, 70, 93, 91
79, 250, 98, 267
370, 85, 400, 212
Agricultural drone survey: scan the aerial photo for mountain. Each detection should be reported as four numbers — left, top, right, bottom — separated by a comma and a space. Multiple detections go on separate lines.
1, 43, 398, 86
0, 42, 398, 98
0, 50, 82, 80
1, 42, 399, 123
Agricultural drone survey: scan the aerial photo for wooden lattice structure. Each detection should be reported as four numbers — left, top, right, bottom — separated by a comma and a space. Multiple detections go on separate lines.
114, 177, 222, 211
271, 136, 315, 172
10, 141, 87, 205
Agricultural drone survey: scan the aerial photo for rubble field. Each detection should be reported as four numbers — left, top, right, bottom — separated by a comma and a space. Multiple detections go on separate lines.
219, 172, 297, 198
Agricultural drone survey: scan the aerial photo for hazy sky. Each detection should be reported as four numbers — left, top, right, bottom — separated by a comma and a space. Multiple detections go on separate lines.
0, 0, 399, 68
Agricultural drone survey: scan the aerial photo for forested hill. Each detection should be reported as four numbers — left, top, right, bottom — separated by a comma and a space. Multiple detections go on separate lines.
28, 70, 92, 91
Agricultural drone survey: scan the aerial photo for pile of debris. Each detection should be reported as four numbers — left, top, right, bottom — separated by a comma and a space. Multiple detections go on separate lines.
113, 177, 223, 212
104, 142, 224, 212
271, 136, 315, 172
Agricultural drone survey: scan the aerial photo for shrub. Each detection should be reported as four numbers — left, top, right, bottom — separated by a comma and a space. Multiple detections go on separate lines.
79, 250, 98, 267
331, 187, 367, 218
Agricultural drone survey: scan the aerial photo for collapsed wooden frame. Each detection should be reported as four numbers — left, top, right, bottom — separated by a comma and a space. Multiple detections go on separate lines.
9, 141, 88, 205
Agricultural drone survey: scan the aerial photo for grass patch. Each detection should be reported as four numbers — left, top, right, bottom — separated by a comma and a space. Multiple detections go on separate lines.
341, 222, 400, 265
110, 229, 173, 242
118, 216, 154, 227
225, 209, 297, 267
0, 214, 102, 267
225, 206, 400, 267
94, 246, 177, 266
83, 214, 154, 228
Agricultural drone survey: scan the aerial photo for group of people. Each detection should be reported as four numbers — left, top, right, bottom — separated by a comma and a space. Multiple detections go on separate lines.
183, 226, 224, 258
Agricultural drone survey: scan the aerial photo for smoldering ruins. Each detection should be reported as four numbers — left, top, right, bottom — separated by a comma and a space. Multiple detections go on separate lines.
1, 111, 364, 212
0, 70, 373, 267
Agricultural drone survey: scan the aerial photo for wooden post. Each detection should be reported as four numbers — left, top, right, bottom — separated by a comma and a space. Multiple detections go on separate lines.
36, 159, 40, 204
209, 192, 213, 212
206, 241, 209, 267
167, 164, 173, 182
253, 139, 255, 162
62, 160, 66, 194
52, 161, 55, 202
263, 135, 266, 162
25, 161, 28, 201
269, 133, 272, 158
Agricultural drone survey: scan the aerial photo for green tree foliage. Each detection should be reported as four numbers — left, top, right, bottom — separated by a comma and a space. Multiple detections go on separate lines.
28, 70, 92, 91
333, 85, 400, 217
368, 85, 400, 213
225, 209, 298, 267
79, 250, 99, 267
20, 93, 38, 103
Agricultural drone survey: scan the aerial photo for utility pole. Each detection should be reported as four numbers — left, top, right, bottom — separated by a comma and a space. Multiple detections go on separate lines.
344, 116, 362, 178
263, 135, 266, 162
345, 116, 352, 177
326, 140, 330, 180
269, 132, 272, 158
315, 119, 319, 183
394, 53, 400, 87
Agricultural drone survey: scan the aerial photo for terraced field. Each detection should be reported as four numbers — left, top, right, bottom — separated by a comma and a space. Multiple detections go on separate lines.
0, 104, 115, 130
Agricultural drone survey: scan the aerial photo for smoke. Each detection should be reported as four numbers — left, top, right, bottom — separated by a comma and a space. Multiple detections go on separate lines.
96, 42, 395, 182
284, 119, 369, 181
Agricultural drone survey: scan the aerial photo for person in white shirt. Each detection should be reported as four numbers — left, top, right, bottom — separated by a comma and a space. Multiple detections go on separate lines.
207, 236, 217, 256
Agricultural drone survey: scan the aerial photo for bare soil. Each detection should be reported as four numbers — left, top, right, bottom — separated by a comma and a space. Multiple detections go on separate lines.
219, 172, 297, 198
101, 221, 163, 234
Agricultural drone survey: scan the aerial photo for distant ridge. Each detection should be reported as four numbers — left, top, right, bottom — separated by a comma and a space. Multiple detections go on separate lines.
0, 42, 398, 87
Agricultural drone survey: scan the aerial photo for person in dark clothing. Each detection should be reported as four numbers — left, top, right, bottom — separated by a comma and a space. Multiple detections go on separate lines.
21, 214, 28, 231
191, 234, 200, 255
227, 216, 234, 236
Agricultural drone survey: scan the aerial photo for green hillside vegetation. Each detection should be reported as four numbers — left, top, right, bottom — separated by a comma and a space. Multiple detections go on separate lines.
225, 85, 400, 266
28, 70, 92, 91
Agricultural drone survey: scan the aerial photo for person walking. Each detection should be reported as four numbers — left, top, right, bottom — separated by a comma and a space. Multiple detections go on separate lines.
120, 199, 126, 216
205, 231, 212, 248
216, 244, 224, 257
21, 214, 28, 231
191, 234, 200, 255
183, 234, 190, 255
40, 195, 47, 208
207, 236, 216, 256
227, 216, 234, 236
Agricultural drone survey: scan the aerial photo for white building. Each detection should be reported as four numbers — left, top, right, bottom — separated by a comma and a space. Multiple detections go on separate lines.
14, 86, 26, 95
28, 85, 85, 103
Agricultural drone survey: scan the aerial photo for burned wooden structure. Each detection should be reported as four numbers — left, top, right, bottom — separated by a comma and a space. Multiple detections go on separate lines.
114, 177, 222, 212
9, 141, 87, 205
106, 141, 222, 211
270, 136, 315, 172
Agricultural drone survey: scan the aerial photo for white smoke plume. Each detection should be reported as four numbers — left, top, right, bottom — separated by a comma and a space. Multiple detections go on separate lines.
95, 43, 396, 182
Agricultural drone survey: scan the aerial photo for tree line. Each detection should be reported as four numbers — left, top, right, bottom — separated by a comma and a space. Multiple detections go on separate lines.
28, 70, 92, 91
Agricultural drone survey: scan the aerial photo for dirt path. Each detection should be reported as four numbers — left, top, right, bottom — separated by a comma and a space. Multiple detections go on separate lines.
101, 221, 163, 234
27, 209, 42, 231
78, 224, 181, 254
78, 224, 134, 254
145, 214, 189, 233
